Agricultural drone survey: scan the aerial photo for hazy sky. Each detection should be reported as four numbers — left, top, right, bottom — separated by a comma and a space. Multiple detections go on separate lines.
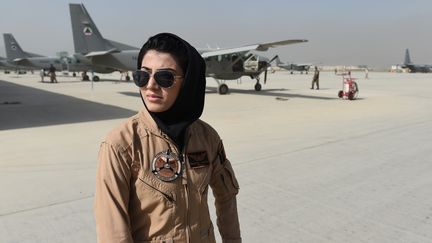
0, 0, 431, 68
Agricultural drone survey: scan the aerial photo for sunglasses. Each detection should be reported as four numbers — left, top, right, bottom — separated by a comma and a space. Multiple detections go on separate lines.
133, 69, 182, 88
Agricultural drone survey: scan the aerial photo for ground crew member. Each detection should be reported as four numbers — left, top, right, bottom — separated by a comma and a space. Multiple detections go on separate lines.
39, 69, 45, 82
311, 66, 320, 90
48, 64, 57, 83
95, 33, 242, 243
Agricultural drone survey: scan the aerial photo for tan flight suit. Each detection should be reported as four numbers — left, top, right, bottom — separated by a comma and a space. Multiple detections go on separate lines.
95, 109, 241, 243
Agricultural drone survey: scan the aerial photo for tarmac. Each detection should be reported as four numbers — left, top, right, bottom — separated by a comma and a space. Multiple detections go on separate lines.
1, 70, 431, 243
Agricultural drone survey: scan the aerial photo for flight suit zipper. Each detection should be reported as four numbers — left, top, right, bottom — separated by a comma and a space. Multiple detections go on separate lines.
183, 171, 191, 243
157, 129, 192, 242
182, 132, 192, 243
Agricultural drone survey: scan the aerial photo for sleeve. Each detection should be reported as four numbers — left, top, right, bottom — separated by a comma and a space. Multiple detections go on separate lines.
210, 140, 242, 243
94, 142, 133, 243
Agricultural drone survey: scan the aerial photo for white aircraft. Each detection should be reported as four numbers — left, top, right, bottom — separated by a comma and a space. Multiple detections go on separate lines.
274, 55, 311, 74
2, 33, 117, 80
69, 3, 307, 94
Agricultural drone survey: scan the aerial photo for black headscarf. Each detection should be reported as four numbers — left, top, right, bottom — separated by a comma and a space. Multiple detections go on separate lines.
137, 33, 206, 150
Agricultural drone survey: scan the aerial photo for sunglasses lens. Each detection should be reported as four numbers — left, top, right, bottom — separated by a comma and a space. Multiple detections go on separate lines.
154, 71, 175, 88
133, 70, 149, 87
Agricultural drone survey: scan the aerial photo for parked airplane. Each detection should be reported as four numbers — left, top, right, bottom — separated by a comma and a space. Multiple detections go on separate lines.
402, 49, 432, 73
69, 3, 307, 94
3, 33, 65, 71
274, 55, 311, 74
3, 33, 116, 80
0, 56, 16, 70
0, 55, 32, 73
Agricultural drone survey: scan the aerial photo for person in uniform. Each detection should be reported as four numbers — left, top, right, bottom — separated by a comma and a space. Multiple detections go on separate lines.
39, 68, 45, 82
95, 32, 241, 243
48, 64, 57, 83
311, 66, 320, 90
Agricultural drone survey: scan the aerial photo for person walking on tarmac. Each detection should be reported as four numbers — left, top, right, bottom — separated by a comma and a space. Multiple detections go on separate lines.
95, 33, 242, 243
48, 64, 57, 83
311, 66, 320, 90
39, 68, 45, 82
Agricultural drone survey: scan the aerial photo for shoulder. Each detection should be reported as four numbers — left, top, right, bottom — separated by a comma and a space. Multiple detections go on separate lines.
103, 113, 148, 152
190, 119, 221, 141
189, 119, 223, 161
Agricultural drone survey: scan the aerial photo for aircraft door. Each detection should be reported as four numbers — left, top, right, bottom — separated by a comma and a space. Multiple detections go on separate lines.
231, 54, 244, 72
243, 54, 259, 72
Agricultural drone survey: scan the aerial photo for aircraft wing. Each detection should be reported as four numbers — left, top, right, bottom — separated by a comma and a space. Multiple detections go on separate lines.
85, 48, 120, 57
106, 39, 139, 51
294, 63, 312, 67
201, 39, 307, 58
10, 58, 34, 67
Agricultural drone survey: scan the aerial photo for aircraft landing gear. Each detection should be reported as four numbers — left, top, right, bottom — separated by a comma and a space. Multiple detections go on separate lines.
214, 78, 229, 95
72, 72, 76, 77
254, 76, 262, 91
218, 83, 229, 95
92, 75, 100, 81
254, 82, 262, 91
126, 75, 131, 81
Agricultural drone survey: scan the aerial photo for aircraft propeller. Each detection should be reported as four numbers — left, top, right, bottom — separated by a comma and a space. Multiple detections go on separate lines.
264, 55, 279, 84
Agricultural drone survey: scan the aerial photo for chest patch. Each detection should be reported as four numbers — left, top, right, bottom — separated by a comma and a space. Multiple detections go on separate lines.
187, 151, 209, 168
151, 150, 183, 182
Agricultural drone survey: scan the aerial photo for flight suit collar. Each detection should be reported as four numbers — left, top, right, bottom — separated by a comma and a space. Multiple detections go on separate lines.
138, 108, 193, 148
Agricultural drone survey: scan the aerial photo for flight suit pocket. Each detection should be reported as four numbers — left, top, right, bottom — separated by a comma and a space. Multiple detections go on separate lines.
211, 161, 239, 200
222, 161, 240, 190
187, 151, 211, 193
138, 170, 177, 203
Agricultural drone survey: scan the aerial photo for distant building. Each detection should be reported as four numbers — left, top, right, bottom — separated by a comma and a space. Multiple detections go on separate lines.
320, 65, 370, 72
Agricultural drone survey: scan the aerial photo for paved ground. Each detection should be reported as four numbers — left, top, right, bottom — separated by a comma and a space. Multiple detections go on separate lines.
1, 71, 431, 242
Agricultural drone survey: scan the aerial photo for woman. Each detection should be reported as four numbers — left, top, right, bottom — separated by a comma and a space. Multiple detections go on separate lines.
95, 33, 241, 243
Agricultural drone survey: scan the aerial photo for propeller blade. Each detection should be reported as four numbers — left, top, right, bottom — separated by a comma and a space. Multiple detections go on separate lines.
264, 69, 268, 84
268, 55, 279, 64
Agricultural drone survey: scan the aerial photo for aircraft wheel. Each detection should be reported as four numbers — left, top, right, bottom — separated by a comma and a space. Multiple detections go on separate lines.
254, 83, 262, 91
93, 76, 100, 81
126, 75, 131, 81
83, 75, 90, 81
218, 84, 229, 95
72, 72, 76, 77
338, 90, 343, 98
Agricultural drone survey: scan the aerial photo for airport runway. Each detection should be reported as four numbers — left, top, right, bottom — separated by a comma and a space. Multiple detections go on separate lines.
1, 71, 431, 242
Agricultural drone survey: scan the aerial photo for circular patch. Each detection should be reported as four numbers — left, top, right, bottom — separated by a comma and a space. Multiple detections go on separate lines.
151, 150, 182, 182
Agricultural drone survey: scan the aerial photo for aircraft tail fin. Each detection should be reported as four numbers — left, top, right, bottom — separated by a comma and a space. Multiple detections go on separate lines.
3, 33, 28, 60
404, 48, 412, 64
69, 3, 115, 54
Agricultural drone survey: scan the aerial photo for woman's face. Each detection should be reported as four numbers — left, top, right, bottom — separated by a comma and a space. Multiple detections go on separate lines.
139, 50, 184, 113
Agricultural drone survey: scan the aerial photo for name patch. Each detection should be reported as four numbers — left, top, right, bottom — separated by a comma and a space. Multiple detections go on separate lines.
187, 151, 209, 168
